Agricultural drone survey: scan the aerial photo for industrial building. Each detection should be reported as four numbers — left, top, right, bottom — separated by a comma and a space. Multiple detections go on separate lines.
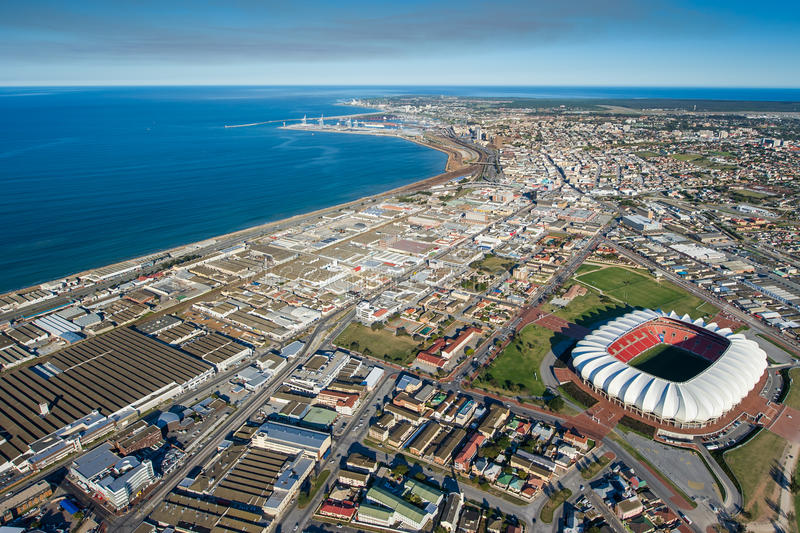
284, 349, 351, 394
251, 421, 331, 460
0, 480, 52, 524
70, 443, 157, 509
210, 447, 314, 517
0, 327, 213, 470
180, 332, 252, 371
622, 214, 662, 232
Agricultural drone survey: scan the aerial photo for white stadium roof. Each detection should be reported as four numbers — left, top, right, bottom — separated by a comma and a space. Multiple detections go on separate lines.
571, 309, 767, 426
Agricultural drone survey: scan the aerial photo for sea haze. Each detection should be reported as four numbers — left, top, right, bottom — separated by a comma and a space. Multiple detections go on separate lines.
0, 87, 448, 293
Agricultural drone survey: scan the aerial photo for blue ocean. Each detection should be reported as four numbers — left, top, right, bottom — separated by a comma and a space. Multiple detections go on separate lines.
0, 87, 450, 293
1, 86, 799, 293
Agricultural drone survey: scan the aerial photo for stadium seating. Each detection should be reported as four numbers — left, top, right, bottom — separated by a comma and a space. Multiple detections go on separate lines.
608, 317, 728, 364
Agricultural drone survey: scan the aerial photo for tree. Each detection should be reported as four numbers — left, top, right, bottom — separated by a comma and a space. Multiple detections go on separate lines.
392, 464, 409, 478
548, 396, 565, 412
370, 321, 385, 331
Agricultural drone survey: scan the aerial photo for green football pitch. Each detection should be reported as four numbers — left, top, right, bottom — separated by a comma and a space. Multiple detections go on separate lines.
629, 343, 712, 382
575, 266, 717, 319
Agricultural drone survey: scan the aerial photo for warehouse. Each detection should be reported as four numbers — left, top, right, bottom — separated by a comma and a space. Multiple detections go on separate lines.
251, 421, 331, 460
0, 327, 212, 467
150, 492, 268, 532
180, 332, 252, 371
211, 447, 313, 517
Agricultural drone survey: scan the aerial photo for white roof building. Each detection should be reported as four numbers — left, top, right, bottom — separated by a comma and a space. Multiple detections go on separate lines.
571, 309, 767, 427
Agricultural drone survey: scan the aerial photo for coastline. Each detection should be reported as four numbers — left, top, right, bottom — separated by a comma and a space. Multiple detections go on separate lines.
1, 130, 478, 301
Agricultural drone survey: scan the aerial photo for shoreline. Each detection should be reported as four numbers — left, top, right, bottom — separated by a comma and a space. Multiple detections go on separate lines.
1, 130, 478, 302
281, 123, 477, 172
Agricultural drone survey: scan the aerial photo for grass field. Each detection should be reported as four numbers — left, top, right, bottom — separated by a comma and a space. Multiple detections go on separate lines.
334, 323, 420, 365
575, 266, 717, 319
470, 254, 517, 274
672, 153, 703, 161
549, 284, 631, 328
783, 368, 800, 410
670, 152, 736, 170
575, 263, 604, 275
629, 344, 712, 382
725, 430, 787, 520
540, 488, 572, 523
474, 324, 561, 397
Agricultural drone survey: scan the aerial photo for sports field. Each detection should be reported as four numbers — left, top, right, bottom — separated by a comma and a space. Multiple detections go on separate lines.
629, 344, 712, 382
575, 266, 717, 319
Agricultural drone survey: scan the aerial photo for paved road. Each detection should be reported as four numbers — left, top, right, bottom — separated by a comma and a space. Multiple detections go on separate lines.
695, 444, 743, 515
624, 433, 718, 503
281, 373, 397, 532
602, 437, 709, 532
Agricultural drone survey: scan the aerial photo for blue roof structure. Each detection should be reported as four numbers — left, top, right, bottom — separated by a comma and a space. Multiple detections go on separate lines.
60, 499, 80, 515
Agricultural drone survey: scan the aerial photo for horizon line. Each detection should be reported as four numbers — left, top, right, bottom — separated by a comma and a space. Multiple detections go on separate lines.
2, 83, 800, 90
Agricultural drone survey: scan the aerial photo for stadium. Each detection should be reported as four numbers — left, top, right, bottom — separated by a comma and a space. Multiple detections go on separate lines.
571, 309, 768, 428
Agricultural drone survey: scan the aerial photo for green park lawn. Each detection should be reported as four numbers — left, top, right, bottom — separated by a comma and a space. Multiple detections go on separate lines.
783, 368, 800, 410
575, 263, 604, 275
550, 284, 628, 327
474, 324, 562, 397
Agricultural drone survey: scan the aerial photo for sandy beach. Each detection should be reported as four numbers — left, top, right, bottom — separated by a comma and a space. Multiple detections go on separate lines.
1, 130, 481, 300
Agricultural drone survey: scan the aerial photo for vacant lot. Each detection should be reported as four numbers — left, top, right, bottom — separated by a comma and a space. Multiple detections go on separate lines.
334, 323, 419, 365
575, 266, 717, 319
470, 254, 517, 274
725, 430, 787, 520
540, 488, 572, 523
629, 344, 712, 382
474, 324, 561, 397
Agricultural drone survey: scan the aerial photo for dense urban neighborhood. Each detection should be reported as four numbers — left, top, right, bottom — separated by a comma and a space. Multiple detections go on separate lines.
1, 95, 799, 533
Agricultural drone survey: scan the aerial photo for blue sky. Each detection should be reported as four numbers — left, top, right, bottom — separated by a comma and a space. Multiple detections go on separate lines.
1, 0, 798, 87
